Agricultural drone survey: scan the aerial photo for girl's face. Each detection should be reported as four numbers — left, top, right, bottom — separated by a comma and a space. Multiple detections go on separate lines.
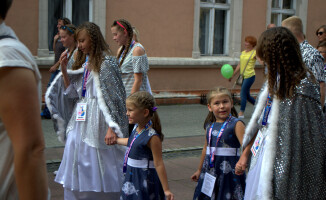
59, 29, 74, 48
77, 29, 92, 54
207, 94, 233, 123
126, 101, 147, 125
111, 26, 128, 47
317, 28, 326, 42
318, 46, 326, 61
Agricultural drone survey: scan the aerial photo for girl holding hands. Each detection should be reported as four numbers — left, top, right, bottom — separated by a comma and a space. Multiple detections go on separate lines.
191, 87, 251, 200
112, 91, 174, 200
46, 22, 128, 199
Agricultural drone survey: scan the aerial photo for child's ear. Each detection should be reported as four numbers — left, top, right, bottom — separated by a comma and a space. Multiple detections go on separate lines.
144, 108, 150, 118
207, 104, 212, 112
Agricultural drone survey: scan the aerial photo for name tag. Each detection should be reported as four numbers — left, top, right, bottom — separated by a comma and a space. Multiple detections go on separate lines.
251, 130, 264, 157
76, 103, 87, 121
201, 172, 216, 197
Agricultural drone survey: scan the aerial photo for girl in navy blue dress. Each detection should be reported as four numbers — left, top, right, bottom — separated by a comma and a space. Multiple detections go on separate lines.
191, 87, 251, 200
115, 91, 174, 200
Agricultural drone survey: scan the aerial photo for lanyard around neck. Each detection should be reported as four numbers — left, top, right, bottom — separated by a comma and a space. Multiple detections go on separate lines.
123, 120, 152, 173
262, 94, 272, 126
208, 115, 232, 168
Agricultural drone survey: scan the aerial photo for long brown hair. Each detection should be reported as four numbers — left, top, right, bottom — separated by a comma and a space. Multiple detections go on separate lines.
111, 19, 133, 67
127, 91, 163, 141
256, 27, 311, 100
203, 87, 238, 129
72, 22, 111, 72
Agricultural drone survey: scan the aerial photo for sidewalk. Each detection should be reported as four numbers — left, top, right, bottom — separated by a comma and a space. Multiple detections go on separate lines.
44, 103, 254, 199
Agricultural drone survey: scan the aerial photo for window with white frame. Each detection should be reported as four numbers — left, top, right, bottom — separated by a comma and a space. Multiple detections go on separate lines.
199, 0, 230, 55
271, 0, 296, 26
48, 0, 93, 51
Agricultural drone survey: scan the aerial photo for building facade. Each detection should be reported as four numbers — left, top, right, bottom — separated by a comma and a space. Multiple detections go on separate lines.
5, 0, 326, 103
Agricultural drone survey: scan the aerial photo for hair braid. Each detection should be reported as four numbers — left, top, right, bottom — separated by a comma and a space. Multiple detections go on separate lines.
257, 27, 309, 100
111, 19, 134, 67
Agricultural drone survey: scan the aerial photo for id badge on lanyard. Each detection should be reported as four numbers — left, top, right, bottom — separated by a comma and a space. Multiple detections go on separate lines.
251, 94, 272, 156
201, 172, 216, 197
76, 58, 89, 122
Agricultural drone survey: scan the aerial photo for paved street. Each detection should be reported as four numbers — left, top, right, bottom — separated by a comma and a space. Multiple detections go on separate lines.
44, 103, 254, 199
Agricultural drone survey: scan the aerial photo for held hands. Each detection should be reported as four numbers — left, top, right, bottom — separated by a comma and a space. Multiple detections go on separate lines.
164, 190, 174, 200
105, 127, 117, 145
190, 169, 201, 182
235, 154, 248, 175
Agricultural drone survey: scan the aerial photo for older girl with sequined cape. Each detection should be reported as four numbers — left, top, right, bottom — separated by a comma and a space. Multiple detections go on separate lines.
45, 55, 129, 199
242, 76, 326, 200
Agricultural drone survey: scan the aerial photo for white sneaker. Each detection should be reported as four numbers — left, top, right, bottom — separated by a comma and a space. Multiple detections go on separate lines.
238, 115, 244, 119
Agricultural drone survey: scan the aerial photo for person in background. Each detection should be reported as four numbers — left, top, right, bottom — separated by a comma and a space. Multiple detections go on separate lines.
110, 19, 151, 97
229, 36, 257, 119
316, 25, 326, 43
282, 16, 325, 110
111, 19, 152, 135
266, 23, 276, 29
0, 0, 48, 199
41, 17, 71, 119
317, 41, 326, 110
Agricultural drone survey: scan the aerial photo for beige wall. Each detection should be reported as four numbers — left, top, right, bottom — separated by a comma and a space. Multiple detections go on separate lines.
106, 0, 194, 57
241, 0, 267, 50
307, 0, 326, 48
5, 0, 39, 55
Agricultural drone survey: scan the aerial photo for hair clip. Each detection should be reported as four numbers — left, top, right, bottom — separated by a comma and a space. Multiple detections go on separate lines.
152, 106, 158, 112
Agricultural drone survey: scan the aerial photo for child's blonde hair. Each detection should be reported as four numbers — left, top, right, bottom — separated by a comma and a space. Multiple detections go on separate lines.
203, 87, 238, 129
127, 91, 164, 141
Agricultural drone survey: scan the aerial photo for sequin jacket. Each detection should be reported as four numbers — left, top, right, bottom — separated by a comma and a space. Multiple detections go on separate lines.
242, 76, 326, 199
45, 55, 128, 143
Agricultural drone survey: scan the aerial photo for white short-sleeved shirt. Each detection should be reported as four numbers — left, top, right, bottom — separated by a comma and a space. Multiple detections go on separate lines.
120, 43, 151, 97
0, 22, 41, 199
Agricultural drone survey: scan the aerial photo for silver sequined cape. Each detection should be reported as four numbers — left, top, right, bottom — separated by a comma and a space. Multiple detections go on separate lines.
242, 76, 326, 200
45, 55, 128, 143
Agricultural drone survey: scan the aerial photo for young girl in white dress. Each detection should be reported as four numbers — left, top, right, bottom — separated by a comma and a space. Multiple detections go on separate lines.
46, 22, 128, 200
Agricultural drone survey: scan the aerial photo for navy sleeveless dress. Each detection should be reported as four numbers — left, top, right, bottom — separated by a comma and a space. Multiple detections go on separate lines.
121, 127, 165, 200
193, 117, 246, 200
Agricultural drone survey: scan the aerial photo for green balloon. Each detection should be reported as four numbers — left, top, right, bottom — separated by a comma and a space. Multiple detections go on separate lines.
221, 64, 234, 79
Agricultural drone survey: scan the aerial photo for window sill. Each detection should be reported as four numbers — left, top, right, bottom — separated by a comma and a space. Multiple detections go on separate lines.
35, 56, 263, 68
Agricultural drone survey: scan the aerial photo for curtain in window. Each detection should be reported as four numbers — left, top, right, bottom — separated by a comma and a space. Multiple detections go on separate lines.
72, 0, 89, 27
48, 0, 63, 51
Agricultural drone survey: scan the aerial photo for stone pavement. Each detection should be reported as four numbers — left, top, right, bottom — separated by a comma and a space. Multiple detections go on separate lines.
43, 103, 254, 199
